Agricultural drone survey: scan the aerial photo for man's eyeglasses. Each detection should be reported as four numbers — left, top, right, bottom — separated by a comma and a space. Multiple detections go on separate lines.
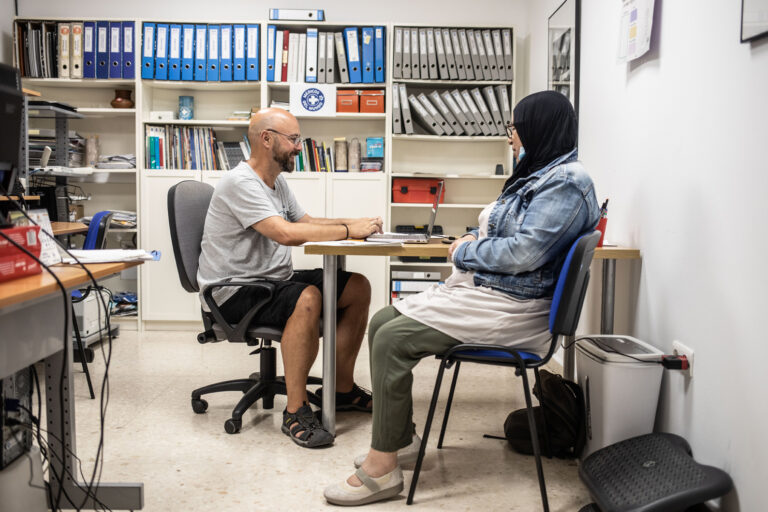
505, 122, 517, 138
265, 128, 302, 146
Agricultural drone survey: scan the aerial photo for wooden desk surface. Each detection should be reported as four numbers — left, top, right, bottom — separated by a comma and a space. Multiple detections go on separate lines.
0, 262, 140, 309
51, 221, 89, 236
304, 240, 640, 260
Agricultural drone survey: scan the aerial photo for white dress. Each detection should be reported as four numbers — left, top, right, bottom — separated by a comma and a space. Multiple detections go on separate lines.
393, 202, 552, 357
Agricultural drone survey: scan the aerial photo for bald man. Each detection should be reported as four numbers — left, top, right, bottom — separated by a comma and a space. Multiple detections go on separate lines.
197, 108, 383, 448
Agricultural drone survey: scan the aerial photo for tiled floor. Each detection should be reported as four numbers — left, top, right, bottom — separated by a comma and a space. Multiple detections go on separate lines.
64, 329, 591, 511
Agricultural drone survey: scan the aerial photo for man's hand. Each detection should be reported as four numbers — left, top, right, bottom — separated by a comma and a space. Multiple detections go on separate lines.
448, 233, 477, 260
347, 217, 383, 239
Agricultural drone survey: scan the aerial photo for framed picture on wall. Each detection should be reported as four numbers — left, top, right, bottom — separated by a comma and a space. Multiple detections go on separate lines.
548, 0, 578, 107
741, 0, 768, 42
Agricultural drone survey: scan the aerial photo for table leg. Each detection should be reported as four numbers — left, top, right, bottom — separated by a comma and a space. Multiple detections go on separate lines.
322, 255, 338, 436
601, 259, 616, 335
46, 299, 143, 510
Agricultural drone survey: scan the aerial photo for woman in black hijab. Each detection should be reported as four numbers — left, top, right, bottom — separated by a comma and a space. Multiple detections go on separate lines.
504, 90, 578, 190
324, 90, 599, 507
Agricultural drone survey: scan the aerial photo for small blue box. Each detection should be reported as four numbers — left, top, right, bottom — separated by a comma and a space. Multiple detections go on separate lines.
366, 137, 384, 158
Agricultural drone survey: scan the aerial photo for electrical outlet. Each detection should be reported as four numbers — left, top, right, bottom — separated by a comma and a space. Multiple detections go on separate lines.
672, 340, 694, 378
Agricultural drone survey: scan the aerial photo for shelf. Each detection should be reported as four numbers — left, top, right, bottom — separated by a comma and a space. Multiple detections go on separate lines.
143, 119, 249, 127
391, 203, 488, 209
22, 78, 135, 89
77, 107, 136, 117
267, 82, 385, 89
394, 79, 513, 87
391, 173, 508, 179
108, 228, 137, 234
296, 113, 385, 120
392, 134, 507, 142
389, 260, 453, 268
142, 80, 260, 91
91, 168, 137, 174
141, 169, 203, 178
27, 104, 84, 119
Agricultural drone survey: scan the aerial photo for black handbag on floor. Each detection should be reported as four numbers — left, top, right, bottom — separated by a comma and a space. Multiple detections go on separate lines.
503, 369, 586, 459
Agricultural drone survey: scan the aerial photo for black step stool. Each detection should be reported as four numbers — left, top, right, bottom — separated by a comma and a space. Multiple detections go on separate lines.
578, 433, 732, 512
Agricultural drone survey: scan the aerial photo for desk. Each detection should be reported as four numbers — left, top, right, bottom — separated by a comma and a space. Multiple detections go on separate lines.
304, 241, 640, 431
50, 221, 89, 236
0, 262, 144, 510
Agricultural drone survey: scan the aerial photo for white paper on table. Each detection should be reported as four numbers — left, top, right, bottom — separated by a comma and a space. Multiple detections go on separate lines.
61, 249, 160, 264
25, 209, 62, 266
617, 0, 655, 63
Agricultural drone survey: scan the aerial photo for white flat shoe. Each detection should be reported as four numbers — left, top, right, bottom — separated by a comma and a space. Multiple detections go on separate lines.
353, 434, 421, 469
324, 466, 404, 506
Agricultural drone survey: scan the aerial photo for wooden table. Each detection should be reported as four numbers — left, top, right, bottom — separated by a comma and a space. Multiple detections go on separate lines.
304, 241, 640, 429
50, 221, 89, 236
0, 262, 144, 510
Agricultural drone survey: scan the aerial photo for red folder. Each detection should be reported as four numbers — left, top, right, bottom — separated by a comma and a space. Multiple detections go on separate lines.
281, 30, 290, 81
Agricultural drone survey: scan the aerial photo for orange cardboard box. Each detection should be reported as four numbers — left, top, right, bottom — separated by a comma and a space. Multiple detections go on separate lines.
336, 90, 359, 113
360, 89, 385, 113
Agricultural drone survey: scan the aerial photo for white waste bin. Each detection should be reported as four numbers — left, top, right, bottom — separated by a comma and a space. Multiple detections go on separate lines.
575, 335, 664, 458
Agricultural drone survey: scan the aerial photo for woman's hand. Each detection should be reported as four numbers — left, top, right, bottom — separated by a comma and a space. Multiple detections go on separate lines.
448, 234, 477, 261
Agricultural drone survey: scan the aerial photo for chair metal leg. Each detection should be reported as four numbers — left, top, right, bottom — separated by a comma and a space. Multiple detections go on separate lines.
533, 367, 553, 458
407, 359, 449, 505
71, 306, 95, 399
521, 368, 550, 512
437, 361, 461, 449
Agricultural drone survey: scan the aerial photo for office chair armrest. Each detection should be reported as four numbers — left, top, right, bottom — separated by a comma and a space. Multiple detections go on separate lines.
201, 280, 276, 344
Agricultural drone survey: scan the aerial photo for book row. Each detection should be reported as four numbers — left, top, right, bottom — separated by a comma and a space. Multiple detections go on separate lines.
393, 83, 512, 136
14, 20, 136, 79
145, 125, 250, 170
392, 27, 513, 81
141, 23, 259, 82
267, 26, 385, 84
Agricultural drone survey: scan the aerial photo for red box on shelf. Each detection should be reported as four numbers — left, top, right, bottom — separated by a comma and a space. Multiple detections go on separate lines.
392, 178, 446, 204
359, 90, 385, 113
0, 225, 42, 283
336, 90, 359, 113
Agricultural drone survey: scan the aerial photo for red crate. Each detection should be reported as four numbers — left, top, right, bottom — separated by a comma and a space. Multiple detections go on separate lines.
336, 90, 359, 113
0, 225, 42, 282
392, 178, 445, 204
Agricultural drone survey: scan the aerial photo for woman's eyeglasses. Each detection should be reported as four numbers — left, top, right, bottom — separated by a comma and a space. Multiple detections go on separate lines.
505, 123, 517, 138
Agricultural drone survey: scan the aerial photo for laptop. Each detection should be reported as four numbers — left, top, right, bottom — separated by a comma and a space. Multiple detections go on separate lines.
367, 181, 444, 243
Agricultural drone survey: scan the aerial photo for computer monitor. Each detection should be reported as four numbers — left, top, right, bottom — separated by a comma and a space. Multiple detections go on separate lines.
0, 64, 22, 195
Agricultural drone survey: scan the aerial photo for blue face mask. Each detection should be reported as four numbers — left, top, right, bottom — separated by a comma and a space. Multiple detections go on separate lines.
517, 146, 525, 163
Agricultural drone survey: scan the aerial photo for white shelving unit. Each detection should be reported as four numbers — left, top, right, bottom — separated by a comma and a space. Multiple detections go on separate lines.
16, 17, 516, 328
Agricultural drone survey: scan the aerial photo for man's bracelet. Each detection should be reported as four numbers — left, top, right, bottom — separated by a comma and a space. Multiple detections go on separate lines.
343, 224, 349, 239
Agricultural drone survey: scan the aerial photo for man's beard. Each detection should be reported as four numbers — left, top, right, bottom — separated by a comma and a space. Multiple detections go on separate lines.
273, 146, 296, 173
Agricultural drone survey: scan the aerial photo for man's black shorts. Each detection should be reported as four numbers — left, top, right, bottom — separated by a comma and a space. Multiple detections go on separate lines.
218, 268, 354, 329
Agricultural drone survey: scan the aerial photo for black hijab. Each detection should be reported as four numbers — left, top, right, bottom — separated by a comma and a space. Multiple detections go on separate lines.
503, 90, 578, 191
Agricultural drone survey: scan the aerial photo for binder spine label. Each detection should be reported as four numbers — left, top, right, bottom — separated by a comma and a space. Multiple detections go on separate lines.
196, 28, 206, 59
124, 25, 133, 53
183, 27, 193, 59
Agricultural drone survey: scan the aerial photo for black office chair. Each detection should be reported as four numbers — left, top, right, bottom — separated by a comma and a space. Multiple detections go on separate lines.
407, 230, 601, 511
167, 180, 322, 434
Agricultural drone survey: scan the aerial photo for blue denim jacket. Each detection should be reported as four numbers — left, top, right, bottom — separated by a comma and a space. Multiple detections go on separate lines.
453, 149, 600, 299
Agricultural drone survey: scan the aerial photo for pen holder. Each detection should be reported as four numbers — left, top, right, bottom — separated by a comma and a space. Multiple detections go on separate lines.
596, 217, 608, 247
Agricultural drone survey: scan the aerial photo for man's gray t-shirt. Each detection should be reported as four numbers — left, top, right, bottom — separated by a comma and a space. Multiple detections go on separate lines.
197, 161, 305, 308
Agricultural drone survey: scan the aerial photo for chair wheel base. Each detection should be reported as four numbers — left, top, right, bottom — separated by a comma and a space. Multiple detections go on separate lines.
191, 398, 208, 414
224, 418, 242, 434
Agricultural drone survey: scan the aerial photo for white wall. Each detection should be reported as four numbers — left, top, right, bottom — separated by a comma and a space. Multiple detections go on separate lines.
0, 0, 17, 64
529, 0, 768, 510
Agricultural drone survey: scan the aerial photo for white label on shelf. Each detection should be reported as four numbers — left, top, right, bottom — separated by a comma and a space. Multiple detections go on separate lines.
183, 27, 194, 59
170, 27, 180, 58
98, 26, 107, 53
85, 25, 93, 52
143, 25, 153, 56
156, 26, 167, 57
111, 26, 120, 51
124, 26, 133, 53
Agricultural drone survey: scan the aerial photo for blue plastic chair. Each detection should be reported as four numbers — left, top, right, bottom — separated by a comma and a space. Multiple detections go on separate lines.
406, 231, 601, 511
82, 210, 114, 250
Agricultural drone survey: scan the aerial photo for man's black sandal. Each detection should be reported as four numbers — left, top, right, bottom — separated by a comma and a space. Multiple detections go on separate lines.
281, 403, 334, 448
316, 384, 373, 412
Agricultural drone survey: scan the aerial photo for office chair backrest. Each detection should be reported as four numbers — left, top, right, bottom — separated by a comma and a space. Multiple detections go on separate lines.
168, 180, 214, 293
548, 230, 601, 337
83, 211, 114, 249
